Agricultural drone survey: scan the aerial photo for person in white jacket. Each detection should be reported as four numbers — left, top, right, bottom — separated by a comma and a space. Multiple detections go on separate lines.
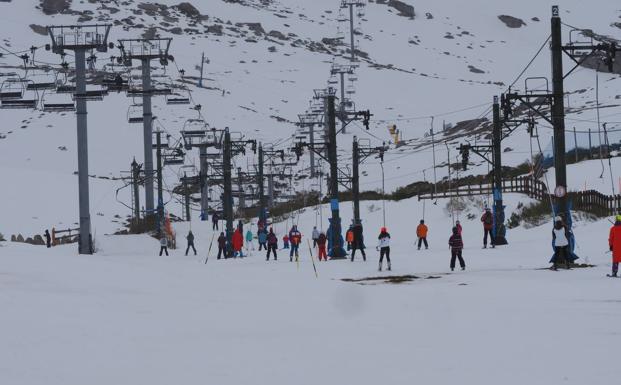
311, 226, 320, 248
377, 227, 391, 271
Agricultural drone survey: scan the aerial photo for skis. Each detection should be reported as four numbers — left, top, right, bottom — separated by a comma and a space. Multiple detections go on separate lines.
606, 274, 620, 278
204, 232, 216, 264
307, 239, 318, 278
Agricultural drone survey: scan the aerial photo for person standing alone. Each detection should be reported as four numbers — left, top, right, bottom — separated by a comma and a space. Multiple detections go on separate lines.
317, 231, 327, 261
312, 226, 320, 248
159, 236, 169, 256
216, 232, 226, 259
416, 219, 429, 250
608, 215, 621, 277
185, 230, 197, 256
481, 208, 495, 248
377, 227, 391, 271
448, 226, 465, 271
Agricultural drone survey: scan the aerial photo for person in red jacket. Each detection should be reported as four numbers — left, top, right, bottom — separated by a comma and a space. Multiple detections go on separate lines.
232, 228, 244, 258
608, 215, 621, 277
317, 231, 327, 261
481, 208, 495, 248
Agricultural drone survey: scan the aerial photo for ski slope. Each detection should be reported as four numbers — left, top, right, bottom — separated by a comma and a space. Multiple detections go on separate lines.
1, 194, 620, 384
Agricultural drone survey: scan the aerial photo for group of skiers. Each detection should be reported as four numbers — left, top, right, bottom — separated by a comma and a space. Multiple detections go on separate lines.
152, 206, 621, 276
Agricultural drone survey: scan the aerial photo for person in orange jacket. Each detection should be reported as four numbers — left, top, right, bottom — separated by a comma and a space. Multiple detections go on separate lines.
416, 219, 429, 250
232, 228, 244, 258
345, 225, 354, 251
608, 215, 621, 277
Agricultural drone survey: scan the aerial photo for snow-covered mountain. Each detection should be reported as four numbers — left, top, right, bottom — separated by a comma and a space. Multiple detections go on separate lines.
0, 0, 620, 237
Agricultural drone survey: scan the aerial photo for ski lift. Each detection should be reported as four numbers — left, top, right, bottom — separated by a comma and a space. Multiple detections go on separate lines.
41, 88, 75, 112
127, 104, 146, 123
346, 84, 356, 95
166, 90, 191, 105
0, 79, 38, 109
0, 78, 25, 100
163, 147, 185, 166
73, 84, 108, 101
102, 72, 129, 92
26, 70, 57, 91
348, 75, 358, 82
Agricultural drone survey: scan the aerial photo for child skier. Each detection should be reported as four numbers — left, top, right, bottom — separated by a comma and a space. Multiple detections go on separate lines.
416, 219, 429, 250
551, 216, 571, 270
351, 222, 367, 262
448, 226, 465, 271
481, 208, 495, 248
216, 232, 226, 259
312, 226, 320, 248
266, 228, 278, 261
282, 234, 290, 249
245, 228, 254, 251
159, 236, 169, 256
289, 225, 302, 262
317, 231, 327, 261
185, 230, 197, 256
232, 228, 244, 258
346, 225, 354, 251
377, 227, 391, 271
608, 215, 621, 277
257, 227, 268, 251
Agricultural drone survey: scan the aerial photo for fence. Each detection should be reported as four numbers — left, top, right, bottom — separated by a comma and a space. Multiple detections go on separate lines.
418, 175, 621, 217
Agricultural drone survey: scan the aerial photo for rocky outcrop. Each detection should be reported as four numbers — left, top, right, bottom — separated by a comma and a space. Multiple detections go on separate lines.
498, 15, 526, 28
40, 0, 71, 15
388, 0, 415, 19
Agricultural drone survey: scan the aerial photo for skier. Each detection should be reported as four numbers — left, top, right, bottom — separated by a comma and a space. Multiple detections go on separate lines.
317, 231, 327, 261
455, 220, 463, 235
416, 219, 429, 250
245, 228, 254, 251
185, 230, 197, 256
608, 215, 621, 277
216, 232, 226, 259
282, 234, 290, 249
481, 208, 495, 248
351, 222, 366, 262
159, 235, 169, 256
266, 228, 278, 261
232, 228, 244, 258
312, 226, 320, 248
289, 225, 302, 262
551, 216, 571, 270
345, 225, 354, 251
257, 227, 268, 251
448, 226, 465, 271
237, 220, 244, 235
44, 229, 51, 248
377, 227, 391, 271
212, 212, 219, 231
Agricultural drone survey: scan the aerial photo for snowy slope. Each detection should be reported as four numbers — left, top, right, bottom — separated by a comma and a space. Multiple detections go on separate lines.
1, 194, 620, 384
0, 0, 620, 237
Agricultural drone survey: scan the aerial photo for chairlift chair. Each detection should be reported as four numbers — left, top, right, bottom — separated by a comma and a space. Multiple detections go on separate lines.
26, 71, 57, 91
166, 91, 191, 105
127, 104, 145, 124
41, 89, 75, 112
0, 78, 25, 100
0, 79, 38, 109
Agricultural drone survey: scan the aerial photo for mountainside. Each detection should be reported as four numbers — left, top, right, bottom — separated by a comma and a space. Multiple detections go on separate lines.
0, 0, 620, 236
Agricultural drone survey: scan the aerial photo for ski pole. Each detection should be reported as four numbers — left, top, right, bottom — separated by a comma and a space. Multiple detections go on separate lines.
307, 239, 318, 278
204, 232, 216, 264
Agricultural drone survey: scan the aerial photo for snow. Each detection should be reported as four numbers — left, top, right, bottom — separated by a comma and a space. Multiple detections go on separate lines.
1, 2, 621, 382
2, 194, 621, 384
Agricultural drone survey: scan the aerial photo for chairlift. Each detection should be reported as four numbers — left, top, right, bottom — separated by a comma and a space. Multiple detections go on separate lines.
0, 79, 38, 109
127, 104, 145, 124
26, 71, 57, 91
166, 91, 191, 105
41, 89, 75, 112
102, 73, 129, 92
0, 78, 25, 100
72, 87, 108, 101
